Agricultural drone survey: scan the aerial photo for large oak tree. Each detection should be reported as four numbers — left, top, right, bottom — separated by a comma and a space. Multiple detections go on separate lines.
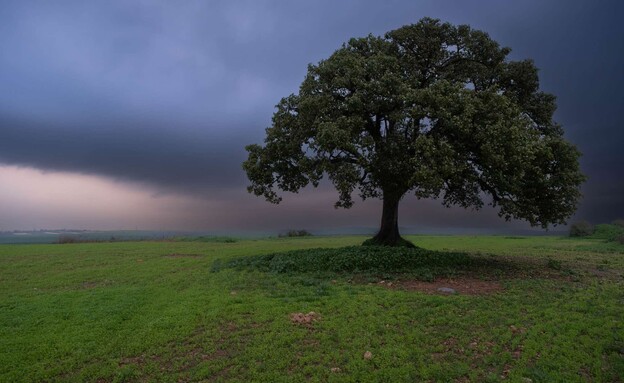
243, 18, 585, 247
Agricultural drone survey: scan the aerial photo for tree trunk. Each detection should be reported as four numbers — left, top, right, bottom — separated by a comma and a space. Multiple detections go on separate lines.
367, 192, 415, 247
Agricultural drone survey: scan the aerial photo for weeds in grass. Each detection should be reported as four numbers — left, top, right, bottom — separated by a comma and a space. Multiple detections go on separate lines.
211, 246, 544, 283
214, 246, 472, 275
546, 258, 563, 270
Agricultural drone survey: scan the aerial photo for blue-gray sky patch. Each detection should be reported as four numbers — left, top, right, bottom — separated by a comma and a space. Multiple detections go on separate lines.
0, 0, 622, 230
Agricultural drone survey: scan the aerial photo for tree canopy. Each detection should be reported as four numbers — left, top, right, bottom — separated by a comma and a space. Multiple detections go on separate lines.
243, 18, 585, 246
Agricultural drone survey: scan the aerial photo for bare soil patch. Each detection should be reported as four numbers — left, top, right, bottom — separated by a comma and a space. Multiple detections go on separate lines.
117, 323, 237, 380
81, 281, 99, 289
386, 277, 504, 295
290, 311, 321, 326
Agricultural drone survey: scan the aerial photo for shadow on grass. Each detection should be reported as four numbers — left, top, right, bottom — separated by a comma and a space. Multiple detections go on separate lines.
211, 246, 551, 282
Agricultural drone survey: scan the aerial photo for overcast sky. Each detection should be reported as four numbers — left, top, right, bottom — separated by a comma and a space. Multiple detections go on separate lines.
0, 0, 622, 233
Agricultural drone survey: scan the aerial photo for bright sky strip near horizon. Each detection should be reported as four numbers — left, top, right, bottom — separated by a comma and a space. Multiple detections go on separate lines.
0, 0, 622, 232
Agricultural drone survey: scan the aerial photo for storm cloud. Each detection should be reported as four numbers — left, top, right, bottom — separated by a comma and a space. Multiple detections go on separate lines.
0, 116, 251, 195
0, 0, 622, 230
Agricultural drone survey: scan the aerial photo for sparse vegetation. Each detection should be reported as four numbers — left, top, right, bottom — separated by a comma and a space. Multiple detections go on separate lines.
1, 235, 623, 382
569, 220, 595, 237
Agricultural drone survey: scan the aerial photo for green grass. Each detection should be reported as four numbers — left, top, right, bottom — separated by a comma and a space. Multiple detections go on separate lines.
0, 235, 622, 382
590, 224, 624, 242
216, 246, 472, 275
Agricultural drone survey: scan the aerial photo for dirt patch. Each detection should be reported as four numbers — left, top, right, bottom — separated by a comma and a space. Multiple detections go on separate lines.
389, 277, 504, 295
119, 354, 155, 368
165, 253, 203, 258
589, 268, 623, 280
81, 281, 100, 289
117, 324, 232, 376
290, 311, 321, 326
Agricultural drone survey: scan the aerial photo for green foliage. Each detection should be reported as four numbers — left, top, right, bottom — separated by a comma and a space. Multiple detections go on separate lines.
569, 222, 624, 245
215, 246, 471, 275
590, 224, 624, 242
569, 221, 595, 237
546, 258, 563, 270
243, 18, 585, 229
362, 236, 416, 248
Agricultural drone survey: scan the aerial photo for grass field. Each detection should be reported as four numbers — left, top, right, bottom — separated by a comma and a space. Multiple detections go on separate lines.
0, 235, 622, 382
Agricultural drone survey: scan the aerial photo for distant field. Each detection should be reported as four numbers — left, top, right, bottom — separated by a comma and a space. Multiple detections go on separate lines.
0, 235, 622, 382
0, 230, 213, 245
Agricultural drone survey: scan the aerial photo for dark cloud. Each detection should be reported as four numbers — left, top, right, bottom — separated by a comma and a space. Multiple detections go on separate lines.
0, 115, 253, 195
0, 0, 623, 229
